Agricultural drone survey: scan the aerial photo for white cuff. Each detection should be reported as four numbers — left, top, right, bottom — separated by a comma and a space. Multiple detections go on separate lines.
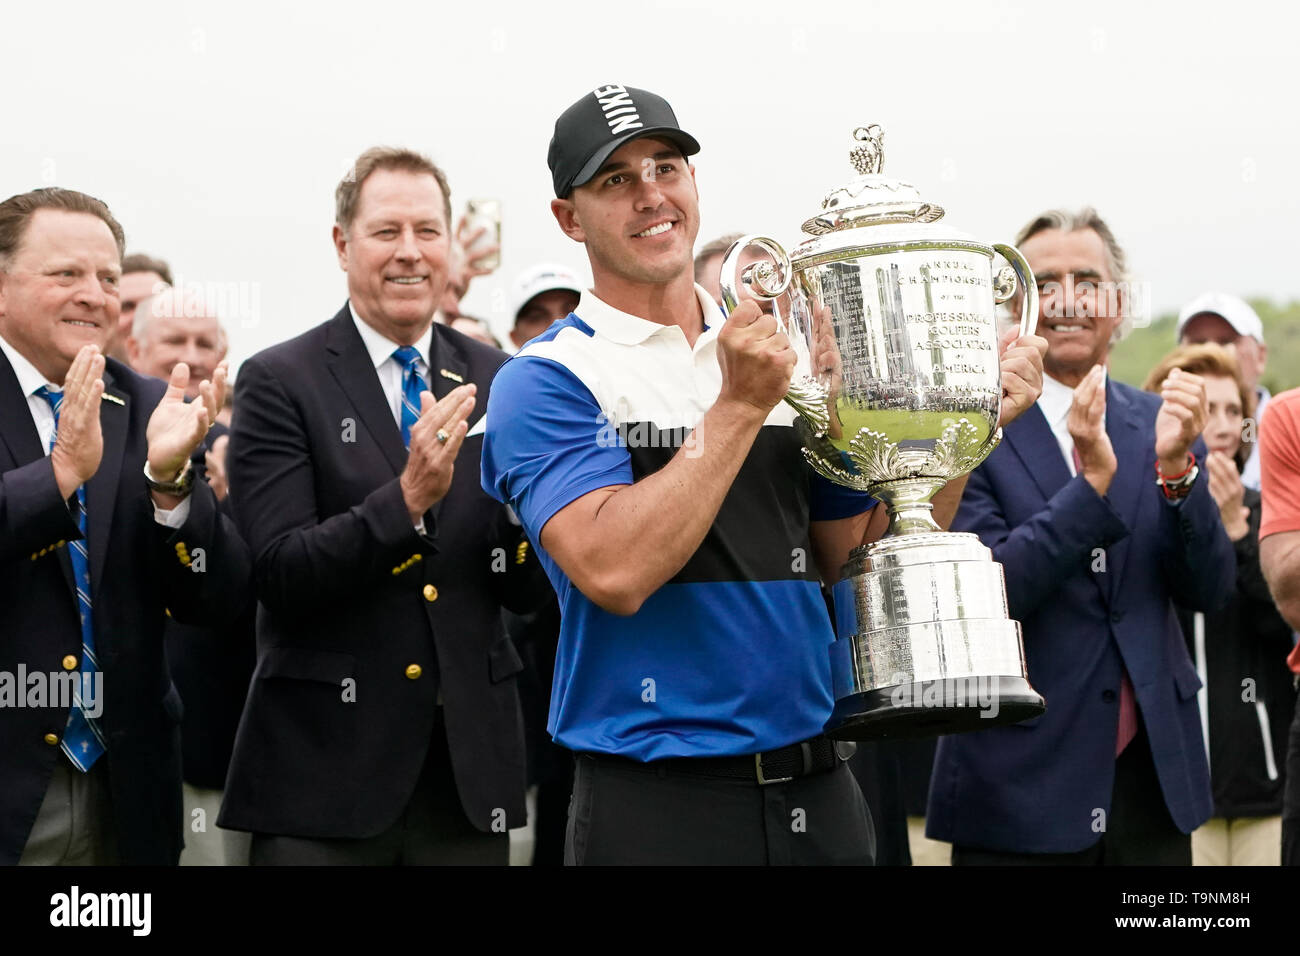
154, 496, 192, 528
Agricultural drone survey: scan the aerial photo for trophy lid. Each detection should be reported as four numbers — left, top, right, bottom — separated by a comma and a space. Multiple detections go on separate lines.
801, 125, 946, 236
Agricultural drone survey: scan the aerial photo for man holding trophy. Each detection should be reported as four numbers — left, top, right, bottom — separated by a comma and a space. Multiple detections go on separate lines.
482, 84, 1047, 865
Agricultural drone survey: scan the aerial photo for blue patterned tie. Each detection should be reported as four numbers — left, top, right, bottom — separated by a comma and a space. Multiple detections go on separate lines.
34, 386, 106, 771
393, 346, 428, 449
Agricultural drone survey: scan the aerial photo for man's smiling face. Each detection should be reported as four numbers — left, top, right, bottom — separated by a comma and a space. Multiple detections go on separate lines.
561, 136, 700, 290
0, 209, 121, 384
1021, 226, 1124, 386
334, 168, 450, 345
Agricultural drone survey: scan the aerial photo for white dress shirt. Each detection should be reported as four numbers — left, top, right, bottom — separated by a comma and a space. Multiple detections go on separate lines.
349, 302, 433, 428
1036, 370, 1108, 478
0, 333, 189, 526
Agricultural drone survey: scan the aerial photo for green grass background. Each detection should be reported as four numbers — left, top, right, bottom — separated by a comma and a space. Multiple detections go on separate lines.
1107, 298, 1300, 397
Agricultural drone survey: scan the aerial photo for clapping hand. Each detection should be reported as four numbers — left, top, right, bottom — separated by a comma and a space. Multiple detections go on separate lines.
1206, 450, 1249, 541
146, 360, 228, 483
50, 345, 106, 501
205, 433, 230, 502
1067, 364, 1117, 497
399, 384, 477, 522
1154, 367, 1208, 475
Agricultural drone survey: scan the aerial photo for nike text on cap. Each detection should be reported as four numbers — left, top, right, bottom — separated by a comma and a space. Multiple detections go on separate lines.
548, 84, 701, 198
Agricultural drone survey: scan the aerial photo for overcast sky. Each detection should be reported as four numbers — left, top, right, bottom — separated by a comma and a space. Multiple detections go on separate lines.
3, 0, 1296, 372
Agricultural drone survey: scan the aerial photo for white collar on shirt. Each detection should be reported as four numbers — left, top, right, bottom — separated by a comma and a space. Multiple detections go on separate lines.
1036, 368, 1107, 475
0, 332, 60, 398
1038, 368, 1109, 424
575, 284, 719, 347
1037, 371, 1078, 428
348, 301, 431, 371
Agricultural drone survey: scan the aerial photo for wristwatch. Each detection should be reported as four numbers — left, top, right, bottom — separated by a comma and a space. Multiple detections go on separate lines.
144, 459, 195, 498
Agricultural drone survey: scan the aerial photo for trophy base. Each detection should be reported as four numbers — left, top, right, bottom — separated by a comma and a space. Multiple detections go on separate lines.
826, 675, 1045, 740
825, 532, 1046, 741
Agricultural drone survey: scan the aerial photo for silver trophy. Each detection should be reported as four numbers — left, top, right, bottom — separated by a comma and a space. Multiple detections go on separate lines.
720, 125, 1045, 739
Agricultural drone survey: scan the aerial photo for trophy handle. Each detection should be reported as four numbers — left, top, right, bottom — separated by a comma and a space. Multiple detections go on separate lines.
718, 235, 831, 435
992, 243, 1039, 339
718, 234, 792, 312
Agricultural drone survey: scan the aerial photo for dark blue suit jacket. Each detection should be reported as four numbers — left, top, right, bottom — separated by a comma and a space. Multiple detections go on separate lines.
0, 353, 252, 865
219, 306, 549, 839
926, 379, 1234, 853
165, 422, 257, 791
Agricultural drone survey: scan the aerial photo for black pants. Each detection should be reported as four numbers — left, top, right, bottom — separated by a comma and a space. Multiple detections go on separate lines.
250, 711, 507, 866
564, 752, 875, 865
533, 743, 574, 867
953, 724, 1191, 866
848, 740, 912, 866
1284, 689, 1300, 867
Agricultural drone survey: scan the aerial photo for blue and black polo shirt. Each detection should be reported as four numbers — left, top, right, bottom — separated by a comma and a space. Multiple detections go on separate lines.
481, 284, 874, 760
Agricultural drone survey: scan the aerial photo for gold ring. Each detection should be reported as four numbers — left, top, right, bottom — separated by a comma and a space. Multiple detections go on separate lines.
436, 429, 449, 444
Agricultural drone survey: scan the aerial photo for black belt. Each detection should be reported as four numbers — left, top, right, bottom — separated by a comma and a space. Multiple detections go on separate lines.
586, 736, 855, 786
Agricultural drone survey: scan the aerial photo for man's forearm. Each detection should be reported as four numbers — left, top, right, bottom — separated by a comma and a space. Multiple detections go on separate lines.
0, 458, 82, 564
1261, 533, 1300, 631
809, 474, 969, 586
930, 474, 970, 531
1161, 479, 1236, 612
547, 397, 768, 614
1267, 573, 1300, 633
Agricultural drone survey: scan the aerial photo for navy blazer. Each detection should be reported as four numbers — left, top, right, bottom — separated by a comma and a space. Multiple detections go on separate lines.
926, 379, 1234, 854
219, 306, 549, 839
0, 352, 252, 865
164, 422, 257, 791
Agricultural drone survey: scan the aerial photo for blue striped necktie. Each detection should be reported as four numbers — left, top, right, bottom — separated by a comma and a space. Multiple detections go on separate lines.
393, 346, 427, 449
34, 386, 107, 771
